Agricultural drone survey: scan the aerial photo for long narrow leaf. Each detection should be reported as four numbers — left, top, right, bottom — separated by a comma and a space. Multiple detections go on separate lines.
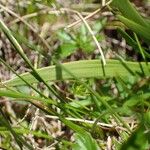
0, 90, 56, 105
2, 59, 149, 87
117, 15, 150, 42
111, 0, 148, 27
0, 19, 63, 100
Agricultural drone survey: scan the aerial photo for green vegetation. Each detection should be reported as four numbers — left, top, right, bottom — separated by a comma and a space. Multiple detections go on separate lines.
0, 0, 150, 149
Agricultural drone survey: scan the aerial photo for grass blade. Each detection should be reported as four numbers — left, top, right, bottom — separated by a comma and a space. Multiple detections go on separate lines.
111, 0, 148, 27
0, 58, 47, 98
2, 59, 149, 87
0, 19, 63, 100
117, 15, 150, 42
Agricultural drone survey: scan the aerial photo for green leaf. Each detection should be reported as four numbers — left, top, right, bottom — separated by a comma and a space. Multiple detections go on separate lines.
59, 116, 100, 149
58, 43, 77, 58
0, 127, 52, 140
57, 30, 73, 42
0, 90, 56, 105
117, 15, 150, 42
2, 59, 149, 87
79, 41, 95, 53
72, 132, 99, 150
111, 0, 148, 27
80, 25, 87, 38
69, 99, 92, 108
93, 18, 107, 33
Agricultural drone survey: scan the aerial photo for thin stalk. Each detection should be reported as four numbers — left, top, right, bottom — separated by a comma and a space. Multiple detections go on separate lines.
0, 58, 47, 99
0, 19, 64, 101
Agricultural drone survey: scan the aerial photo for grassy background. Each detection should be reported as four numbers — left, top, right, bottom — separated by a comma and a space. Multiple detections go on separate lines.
0, 0, 150, 149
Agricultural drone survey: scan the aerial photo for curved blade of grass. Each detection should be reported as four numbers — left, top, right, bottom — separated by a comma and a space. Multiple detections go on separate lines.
117, 28, 138, 49
111, 0, 148, 27
59, 116, 86, 134
73, 132, 99, 150
117, 28, 150, 58
0, 19, 63, 101
0, 127, 53, 140
0, 58, 48, 98
117, 15, 150, 42
134, 33, 146, 62
0, 89, 58, 116
0, 90, 57, 105
2, 59, 149, 87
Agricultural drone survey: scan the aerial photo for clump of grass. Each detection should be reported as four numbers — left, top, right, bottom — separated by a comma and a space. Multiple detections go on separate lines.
0, 0, 150, 149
